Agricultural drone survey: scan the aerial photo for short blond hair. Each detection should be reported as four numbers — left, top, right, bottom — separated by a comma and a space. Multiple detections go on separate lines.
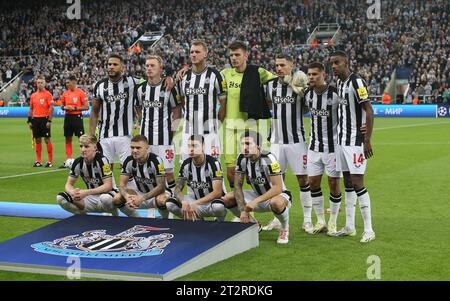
191, 40, 208, 53
146, 55, 163, 67
79, 134, 97, 145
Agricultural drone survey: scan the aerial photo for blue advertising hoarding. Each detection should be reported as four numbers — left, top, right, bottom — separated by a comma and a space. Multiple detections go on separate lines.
372, 104, 437, 117
0, 107, 90, 118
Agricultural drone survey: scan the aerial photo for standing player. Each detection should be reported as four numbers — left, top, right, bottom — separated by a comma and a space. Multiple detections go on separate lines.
166, 135, 227, 221
329, 50, 375, 243
89, 54, 138, 171
27, 76, 54, 167
56, 134, 118, 215
223, 130, 292, 244
112, 135, 171, 218
261, 54, 312, 234
59, 75, 89, 168
304, 62, 342, 236
136, 55, 181, 192
178, 40, 226, 161
221, 41, 276, 188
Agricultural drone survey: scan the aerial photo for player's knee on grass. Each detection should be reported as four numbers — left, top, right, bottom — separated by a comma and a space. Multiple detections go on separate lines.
211, 200, 227, 220
270, 196, 288, 215
57, 192, 83, 214
166, 197, 182, 217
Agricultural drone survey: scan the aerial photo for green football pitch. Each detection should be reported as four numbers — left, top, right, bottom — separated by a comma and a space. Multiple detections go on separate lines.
0, 117, 449, 280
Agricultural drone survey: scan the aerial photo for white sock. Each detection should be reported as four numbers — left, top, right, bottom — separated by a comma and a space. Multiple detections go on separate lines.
345, 187, 357, 230
300, 185, 312, 224
356, 187, 374, 233
311, 188, 325, 224
274, 206, 289, 230
329, 193, 342, 225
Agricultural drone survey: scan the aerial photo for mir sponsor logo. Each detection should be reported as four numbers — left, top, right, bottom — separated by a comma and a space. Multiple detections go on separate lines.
273, 96, 295, 104
105, 92, 128, 103
310, 108, 330, 117
186, 88, 207, 96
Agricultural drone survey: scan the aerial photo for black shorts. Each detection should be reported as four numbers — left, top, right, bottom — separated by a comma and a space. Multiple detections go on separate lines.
64, 114, 85, 137
31, 117, 51, 138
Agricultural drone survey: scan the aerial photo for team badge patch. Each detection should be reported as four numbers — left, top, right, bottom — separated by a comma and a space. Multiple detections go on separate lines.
357, 87, 368, 99
271, 162, 281, 173
102, 164, 112, 175
158, 163, 165, 173
215, 170, 222, 177
31, 225, 173, 258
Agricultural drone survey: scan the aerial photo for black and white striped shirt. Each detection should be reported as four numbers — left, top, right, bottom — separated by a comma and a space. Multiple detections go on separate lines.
179, 67, 225, 135
265, 78, 306, 144
336, 73, 370, 146
93, 75, 137, 139
121, 153, 165, 193
235, 151, 288, 196
136, 79, 180, 145
305, 86, 339, 153
70, 153, 112, 190
179, 155, 225, 200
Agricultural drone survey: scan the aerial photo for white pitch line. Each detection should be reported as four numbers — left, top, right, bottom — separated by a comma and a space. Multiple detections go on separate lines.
374, 120, 450, 131
377, 142, 450, 145
0, 169, 67, 180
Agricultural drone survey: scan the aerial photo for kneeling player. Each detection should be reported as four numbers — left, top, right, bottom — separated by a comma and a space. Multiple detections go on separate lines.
56, 134, 118, 215
112, 135, 170, 218
166, 135, 227, 221
223, 130, 292, 244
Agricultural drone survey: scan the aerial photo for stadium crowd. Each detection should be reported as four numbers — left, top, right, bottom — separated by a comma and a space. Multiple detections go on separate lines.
0, 0, 449, 104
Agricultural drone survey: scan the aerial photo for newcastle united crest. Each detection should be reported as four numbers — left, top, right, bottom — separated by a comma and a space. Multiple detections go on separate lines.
31, 225, 173, 259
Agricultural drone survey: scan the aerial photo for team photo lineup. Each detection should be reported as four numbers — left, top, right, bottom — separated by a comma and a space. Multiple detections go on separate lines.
27, 39, 375, 245
1, 0, 449, 282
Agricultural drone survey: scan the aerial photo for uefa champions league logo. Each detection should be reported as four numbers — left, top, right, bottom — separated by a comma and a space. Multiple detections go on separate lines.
31, 225, 173, 258
437, 106, 447, 117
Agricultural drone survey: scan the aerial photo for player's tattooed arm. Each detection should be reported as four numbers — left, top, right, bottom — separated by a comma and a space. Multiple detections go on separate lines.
141, 176, 166, 201
118, 174, 130, 199
234, 172, 246, 212
174, 177, 186, 202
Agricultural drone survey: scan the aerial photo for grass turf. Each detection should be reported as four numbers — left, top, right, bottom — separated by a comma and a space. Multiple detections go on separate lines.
0, 117, 449, 280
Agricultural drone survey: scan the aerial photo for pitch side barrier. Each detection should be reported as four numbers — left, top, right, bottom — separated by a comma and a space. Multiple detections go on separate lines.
1, 105, 449, 118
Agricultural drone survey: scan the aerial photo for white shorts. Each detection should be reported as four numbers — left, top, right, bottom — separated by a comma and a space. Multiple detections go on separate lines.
179, 194, 226, 218
148, 144, 175, 172
307, 149, 341, 178
125, 180, 171, 209
99, 136, 131, 165
270, 142, 308, 175
336, 145, 367, 174
243, 190, 292, 213
180, 132, 221, 162
82, 194, 111, 212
